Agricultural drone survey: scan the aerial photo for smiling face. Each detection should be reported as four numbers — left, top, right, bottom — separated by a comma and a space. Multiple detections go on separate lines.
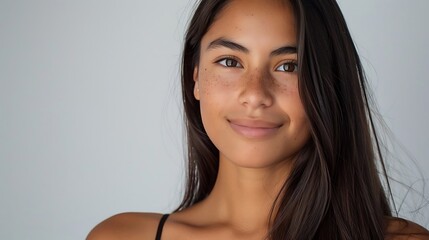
193, 0, 310, 168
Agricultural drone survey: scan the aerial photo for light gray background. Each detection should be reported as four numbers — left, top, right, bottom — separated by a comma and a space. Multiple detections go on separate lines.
1, 0, 428, 239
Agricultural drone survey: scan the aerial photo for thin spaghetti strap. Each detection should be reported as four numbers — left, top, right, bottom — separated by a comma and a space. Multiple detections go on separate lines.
155, 214, 170, 240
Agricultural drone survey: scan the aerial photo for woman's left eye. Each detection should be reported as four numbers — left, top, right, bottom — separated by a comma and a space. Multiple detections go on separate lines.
276, 62, 298, 73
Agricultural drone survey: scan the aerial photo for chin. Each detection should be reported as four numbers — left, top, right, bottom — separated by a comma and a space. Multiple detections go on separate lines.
220, 151, 294, 170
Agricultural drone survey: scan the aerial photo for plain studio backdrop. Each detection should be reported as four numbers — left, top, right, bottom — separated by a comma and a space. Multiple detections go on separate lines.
1, 0, 428, 239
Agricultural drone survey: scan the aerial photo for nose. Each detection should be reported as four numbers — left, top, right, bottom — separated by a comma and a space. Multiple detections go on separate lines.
238, 69, 274, 109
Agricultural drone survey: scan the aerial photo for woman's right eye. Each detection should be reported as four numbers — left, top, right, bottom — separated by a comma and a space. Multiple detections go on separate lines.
216, 58, 243, 68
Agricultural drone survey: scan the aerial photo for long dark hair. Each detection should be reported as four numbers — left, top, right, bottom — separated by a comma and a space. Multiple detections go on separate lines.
177, 0, 393, 239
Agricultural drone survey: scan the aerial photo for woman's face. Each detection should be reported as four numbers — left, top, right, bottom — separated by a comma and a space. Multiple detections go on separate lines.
194, 0, 310, 168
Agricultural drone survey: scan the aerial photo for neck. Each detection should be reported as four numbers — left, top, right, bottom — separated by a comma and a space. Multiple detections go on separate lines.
201, 154, 292, 233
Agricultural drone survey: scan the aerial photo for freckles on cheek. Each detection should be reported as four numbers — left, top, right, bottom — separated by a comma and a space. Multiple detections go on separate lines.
275, 81, 299, 96
201, 71, 234, 96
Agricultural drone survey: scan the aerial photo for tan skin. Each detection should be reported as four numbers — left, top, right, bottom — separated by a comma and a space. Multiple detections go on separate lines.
87, 0, 429, 239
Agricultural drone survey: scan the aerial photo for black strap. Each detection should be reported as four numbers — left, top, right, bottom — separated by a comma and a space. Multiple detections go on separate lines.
155, 214, 170, 240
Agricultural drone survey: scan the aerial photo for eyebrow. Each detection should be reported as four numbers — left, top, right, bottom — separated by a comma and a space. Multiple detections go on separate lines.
207, 38, 297, 56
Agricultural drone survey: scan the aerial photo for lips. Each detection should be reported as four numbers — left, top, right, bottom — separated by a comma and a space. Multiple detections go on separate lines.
228, 119, 282, 138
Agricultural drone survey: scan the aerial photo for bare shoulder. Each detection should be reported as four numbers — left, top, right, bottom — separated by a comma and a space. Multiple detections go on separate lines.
86, 212, 164, 240
385, 217, 429, 240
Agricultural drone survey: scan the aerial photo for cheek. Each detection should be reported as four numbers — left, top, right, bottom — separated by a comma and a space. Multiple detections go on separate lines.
198, 69, 223, 119
198, 67, 237, 99
276, 80, 309, 131
273, 75, 299, 96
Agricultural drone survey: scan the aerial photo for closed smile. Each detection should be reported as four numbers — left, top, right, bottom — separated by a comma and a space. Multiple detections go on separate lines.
228, 119, 282, 138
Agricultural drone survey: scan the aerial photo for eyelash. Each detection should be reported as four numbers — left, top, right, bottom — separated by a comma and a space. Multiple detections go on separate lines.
215, 57, 298, 73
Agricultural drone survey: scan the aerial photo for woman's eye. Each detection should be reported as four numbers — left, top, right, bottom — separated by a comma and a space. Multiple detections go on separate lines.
217, 58, 242, 68
276, 62, 298, 73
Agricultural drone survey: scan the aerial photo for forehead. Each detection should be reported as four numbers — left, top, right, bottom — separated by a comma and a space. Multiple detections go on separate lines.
201, 0, 297, 49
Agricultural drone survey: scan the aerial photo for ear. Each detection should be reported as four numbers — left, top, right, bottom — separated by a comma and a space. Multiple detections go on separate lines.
193, 66, 200, 100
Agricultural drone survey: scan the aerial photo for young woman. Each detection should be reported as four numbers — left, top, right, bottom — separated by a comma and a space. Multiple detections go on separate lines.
87, 0, 429, 239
